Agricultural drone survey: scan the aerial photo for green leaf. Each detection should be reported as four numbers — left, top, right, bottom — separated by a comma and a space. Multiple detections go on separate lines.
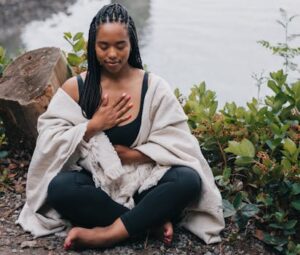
174, 88, 181, 99
0, 151, 8, 158
223, 167, 231, 182
198, 82, 206, 96
284, 220, 298, 230
209, 102, 218, 116
240, 139, 255, 158
225, 141, 241, 155
268, 80, 281, 93
269, 223, 284, 229
247, 101, 257, 113
73, 32, 84, 41
240, 204, 259, 218
281, 158, 292, 170
0, 46, 4, 60
67, 53, 82, 66
283, 138, 297, 155
275, 211, 285, 223
223, 199, 236, 218
263, 232, 288, 246
270, 123, 281, 135
235, 156, 254, 166
233, 192, 243, 209
291, 183, 300, 195
291, 200, 300, 211
64, 32, 72, 39
225, 139, 255, 158
73, 38, 85, 52
273, 92, 288, 111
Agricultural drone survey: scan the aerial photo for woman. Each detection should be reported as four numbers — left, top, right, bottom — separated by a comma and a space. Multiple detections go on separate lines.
17, 3, 224, 250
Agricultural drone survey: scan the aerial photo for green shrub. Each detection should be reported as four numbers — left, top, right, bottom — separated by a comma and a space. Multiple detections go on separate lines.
176, 70, 299, 254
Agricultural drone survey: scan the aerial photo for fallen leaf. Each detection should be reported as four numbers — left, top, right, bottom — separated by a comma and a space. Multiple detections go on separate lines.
254, 229, 264, 241
8, 163, 17, 170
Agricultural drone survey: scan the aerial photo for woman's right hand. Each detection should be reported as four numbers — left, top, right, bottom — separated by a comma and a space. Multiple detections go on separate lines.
83, 93, 133, 142
90, 93, 133, 131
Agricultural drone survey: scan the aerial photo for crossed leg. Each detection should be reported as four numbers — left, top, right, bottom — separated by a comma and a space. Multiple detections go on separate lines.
47, 166, 201, 250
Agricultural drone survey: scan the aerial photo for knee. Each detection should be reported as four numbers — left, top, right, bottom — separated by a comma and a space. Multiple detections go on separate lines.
47, 172, 74, 207
175, 166, 202, 201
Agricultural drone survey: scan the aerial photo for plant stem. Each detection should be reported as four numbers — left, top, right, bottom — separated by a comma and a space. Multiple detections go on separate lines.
217, 140, 227, 168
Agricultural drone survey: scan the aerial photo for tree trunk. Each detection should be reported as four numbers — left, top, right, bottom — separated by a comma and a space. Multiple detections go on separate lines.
0, 47, 72, 150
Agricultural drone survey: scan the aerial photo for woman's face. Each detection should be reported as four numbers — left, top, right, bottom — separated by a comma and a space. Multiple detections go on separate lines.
95, 22, 131, 74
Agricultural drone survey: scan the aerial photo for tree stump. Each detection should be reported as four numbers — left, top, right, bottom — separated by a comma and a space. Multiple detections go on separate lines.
0, 47, 72, 150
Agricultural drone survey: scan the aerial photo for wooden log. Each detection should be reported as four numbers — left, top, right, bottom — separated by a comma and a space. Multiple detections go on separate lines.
0, 47, 72, 150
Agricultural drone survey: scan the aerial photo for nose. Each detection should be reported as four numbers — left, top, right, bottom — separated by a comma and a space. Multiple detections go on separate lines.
107, 47, 117, 60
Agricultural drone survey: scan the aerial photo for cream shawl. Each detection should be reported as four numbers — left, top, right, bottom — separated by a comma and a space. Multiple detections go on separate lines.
16, 73, 225, 244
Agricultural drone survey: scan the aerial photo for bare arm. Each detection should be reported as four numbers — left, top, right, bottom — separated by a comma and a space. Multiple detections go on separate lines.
114, 145, 155, 164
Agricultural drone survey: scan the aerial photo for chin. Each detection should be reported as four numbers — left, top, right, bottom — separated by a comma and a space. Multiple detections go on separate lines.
105, 65, 125, 74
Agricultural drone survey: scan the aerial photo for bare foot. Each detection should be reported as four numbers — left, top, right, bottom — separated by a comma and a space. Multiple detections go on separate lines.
151, 221, 173, 245
64, 218, 129, 250
64, 227, 109, 250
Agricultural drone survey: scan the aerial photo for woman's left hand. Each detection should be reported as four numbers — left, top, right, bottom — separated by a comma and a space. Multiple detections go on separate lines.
114, 145, 137, 165
114, 145, 155, 165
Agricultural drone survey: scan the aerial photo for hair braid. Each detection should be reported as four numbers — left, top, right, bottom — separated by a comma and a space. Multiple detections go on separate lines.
80, 3, 143, 119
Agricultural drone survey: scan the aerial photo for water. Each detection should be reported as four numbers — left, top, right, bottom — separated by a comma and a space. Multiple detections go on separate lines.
3, 0, 300, 107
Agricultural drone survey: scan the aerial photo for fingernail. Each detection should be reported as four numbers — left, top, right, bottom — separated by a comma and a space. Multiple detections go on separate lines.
122, 92, 126, 97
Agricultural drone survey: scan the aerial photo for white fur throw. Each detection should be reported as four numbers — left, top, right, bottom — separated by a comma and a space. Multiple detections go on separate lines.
16, 73, 225, 244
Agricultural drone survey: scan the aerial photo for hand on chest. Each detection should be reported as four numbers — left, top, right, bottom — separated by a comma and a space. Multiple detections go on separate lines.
101, 81, 143, 125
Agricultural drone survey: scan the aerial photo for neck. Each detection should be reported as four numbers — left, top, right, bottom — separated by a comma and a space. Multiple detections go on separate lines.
101, 63, 133, 81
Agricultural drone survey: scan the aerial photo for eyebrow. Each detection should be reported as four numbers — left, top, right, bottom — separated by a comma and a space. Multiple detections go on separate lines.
97, 40, 127, 44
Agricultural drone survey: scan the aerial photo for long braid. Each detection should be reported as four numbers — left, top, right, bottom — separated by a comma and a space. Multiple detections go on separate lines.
80, 3, 143, 119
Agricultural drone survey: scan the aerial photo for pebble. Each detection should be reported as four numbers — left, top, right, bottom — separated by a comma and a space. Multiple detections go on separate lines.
213, 247, 220, 254
20, 240, 37, 248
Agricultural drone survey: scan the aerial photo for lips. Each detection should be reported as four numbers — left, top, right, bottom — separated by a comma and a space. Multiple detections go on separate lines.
105, 61, 120, 67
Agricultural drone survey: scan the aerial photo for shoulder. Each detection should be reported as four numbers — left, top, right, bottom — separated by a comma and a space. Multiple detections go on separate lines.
148, 72, 175, 99
61, 71, 86, 103
148, 73, 172, 92
146, 73, 188, 121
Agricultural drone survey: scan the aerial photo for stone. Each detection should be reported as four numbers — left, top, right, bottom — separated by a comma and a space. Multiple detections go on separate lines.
20, 240, 37, 248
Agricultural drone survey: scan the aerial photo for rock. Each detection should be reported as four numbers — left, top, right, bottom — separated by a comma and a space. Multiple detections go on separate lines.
213, 247, 220, 254
20, 240, 37, 248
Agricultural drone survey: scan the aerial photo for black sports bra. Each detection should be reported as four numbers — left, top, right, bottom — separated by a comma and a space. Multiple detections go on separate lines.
77, 72, 148, 147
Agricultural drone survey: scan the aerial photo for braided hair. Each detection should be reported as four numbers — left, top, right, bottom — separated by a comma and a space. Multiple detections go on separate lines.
79, 3, 143, 119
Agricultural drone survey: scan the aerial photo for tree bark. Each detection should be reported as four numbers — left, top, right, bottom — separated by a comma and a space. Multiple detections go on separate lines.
0, 47, 72, 150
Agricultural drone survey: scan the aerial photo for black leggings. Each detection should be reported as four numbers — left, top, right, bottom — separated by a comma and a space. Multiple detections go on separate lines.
46, 166, 201, 236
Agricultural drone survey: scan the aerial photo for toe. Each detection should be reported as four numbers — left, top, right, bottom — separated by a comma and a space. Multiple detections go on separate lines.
63, 239, 72, 250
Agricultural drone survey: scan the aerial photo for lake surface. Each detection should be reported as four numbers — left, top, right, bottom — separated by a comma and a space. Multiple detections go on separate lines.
3, 0, 300, 107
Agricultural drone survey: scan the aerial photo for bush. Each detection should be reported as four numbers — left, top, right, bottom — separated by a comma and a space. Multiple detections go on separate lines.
176, 70, 300, 254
